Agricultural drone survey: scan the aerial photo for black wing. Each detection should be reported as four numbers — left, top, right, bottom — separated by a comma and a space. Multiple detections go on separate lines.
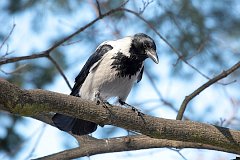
70, 44, 113, 96
137, 66, 144, 83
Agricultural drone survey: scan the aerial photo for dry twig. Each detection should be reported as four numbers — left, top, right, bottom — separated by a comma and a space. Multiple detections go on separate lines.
176, 60, 240, 120
0, 1, 129, 90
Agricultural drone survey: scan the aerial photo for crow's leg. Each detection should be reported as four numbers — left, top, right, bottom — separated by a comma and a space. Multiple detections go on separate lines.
95, 92, 115, 120
118, 99, 144, 117
95, 91, 111, 107
119, 100, 146, 129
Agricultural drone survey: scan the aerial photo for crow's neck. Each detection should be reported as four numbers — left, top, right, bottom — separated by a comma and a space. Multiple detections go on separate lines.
111, 52, 144, 78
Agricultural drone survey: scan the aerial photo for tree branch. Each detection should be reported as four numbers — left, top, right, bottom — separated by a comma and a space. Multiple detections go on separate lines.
122, 8, 212, 80
0, 51, 49, 65
0, 23, 16, 51
95, 0, 102, 17
0, 78, 240, 157
145, 71, 179, 113
47, 55, 72, 90
35, 135, 236, 160
0, 1, 128, 66
0, 1, 128, 91
176, 60, 240, 120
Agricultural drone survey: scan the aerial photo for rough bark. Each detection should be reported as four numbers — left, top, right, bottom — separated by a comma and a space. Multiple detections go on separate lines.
0, 78, 240, 156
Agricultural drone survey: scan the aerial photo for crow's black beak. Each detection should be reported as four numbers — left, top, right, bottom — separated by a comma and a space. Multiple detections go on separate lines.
146, 49, 159, 64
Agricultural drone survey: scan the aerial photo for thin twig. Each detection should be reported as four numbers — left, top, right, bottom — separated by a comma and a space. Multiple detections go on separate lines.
176, 60, 240, 120
61, 39, 82, 46
89, 0, 122, 38
95, 0, 102, 17
123, 8, 211, 80
0, 64, 28, 75
0, 123, 46, 160
221, 87, 240, 127
0, 1, 129, 90
0, 23, 16, 51
25, 124, 46, 160
139, 0, 154, 14
1, 45, 15, 59
47, 55, 72, 90
145, 71, 178, 113
0, 1, 129, 66
169, 148, 188, 160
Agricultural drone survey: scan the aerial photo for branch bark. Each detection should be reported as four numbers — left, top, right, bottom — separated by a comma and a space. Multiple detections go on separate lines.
36, 135, 236, 160
0, 78, 240, 158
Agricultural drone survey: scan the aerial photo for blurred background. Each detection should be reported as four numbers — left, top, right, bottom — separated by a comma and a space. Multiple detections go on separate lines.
0, 0, 240, 159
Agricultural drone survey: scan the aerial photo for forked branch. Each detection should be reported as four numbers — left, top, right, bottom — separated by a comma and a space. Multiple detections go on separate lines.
0, 79, 240, 158
176, 60, 240, 120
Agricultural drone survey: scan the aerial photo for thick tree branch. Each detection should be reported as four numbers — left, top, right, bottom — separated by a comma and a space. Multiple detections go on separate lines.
176, 60, 240, 120
0, 79, 240, 157
36, 135, 236, 160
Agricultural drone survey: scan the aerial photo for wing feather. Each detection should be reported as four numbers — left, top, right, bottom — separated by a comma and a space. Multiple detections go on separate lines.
70, 44, 113, 96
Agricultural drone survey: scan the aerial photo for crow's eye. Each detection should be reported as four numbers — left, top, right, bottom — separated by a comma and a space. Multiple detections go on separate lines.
144, 42, 150, 49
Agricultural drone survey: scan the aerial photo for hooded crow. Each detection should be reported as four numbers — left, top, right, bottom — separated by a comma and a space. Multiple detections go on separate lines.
52, 33, 158, 135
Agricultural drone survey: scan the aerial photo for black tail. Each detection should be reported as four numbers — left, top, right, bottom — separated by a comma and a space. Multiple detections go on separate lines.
52, 113, 97, 135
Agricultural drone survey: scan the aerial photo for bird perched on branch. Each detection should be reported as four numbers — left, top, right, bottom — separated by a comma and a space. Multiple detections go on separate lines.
52, 33, 158, 135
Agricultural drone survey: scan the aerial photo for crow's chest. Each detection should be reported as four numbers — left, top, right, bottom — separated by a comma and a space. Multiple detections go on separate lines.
110, 52, 143, 78
79, 52, 143, 100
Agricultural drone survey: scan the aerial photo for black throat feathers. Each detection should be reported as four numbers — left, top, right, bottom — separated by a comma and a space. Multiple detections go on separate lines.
111, 52, 144, 78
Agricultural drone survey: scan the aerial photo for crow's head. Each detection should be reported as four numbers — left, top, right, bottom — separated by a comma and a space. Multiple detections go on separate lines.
130, 33, 158, 64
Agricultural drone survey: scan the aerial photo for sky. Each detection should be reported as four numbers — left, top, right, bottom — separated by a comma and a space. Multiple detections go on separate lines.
0, 1, 239, 160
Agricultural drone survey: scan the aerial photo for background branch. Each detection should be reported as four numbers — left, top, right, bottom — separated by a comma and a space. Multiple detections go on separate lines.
0, 1, 128, 66
145, 71, 179, 113
35, 135, 236, 160
47, 55, 72, 90
0, 51, 49, 65
95, 0, 102, 17
0, 23, 16, 52
0, 1, 128, 91
176, 60, 240, 120
122, 8, 212, 80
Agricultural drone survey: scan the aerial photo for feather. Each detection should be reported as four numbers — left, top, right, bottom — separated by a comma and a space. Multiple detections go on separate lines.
70, 44, 113, 96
